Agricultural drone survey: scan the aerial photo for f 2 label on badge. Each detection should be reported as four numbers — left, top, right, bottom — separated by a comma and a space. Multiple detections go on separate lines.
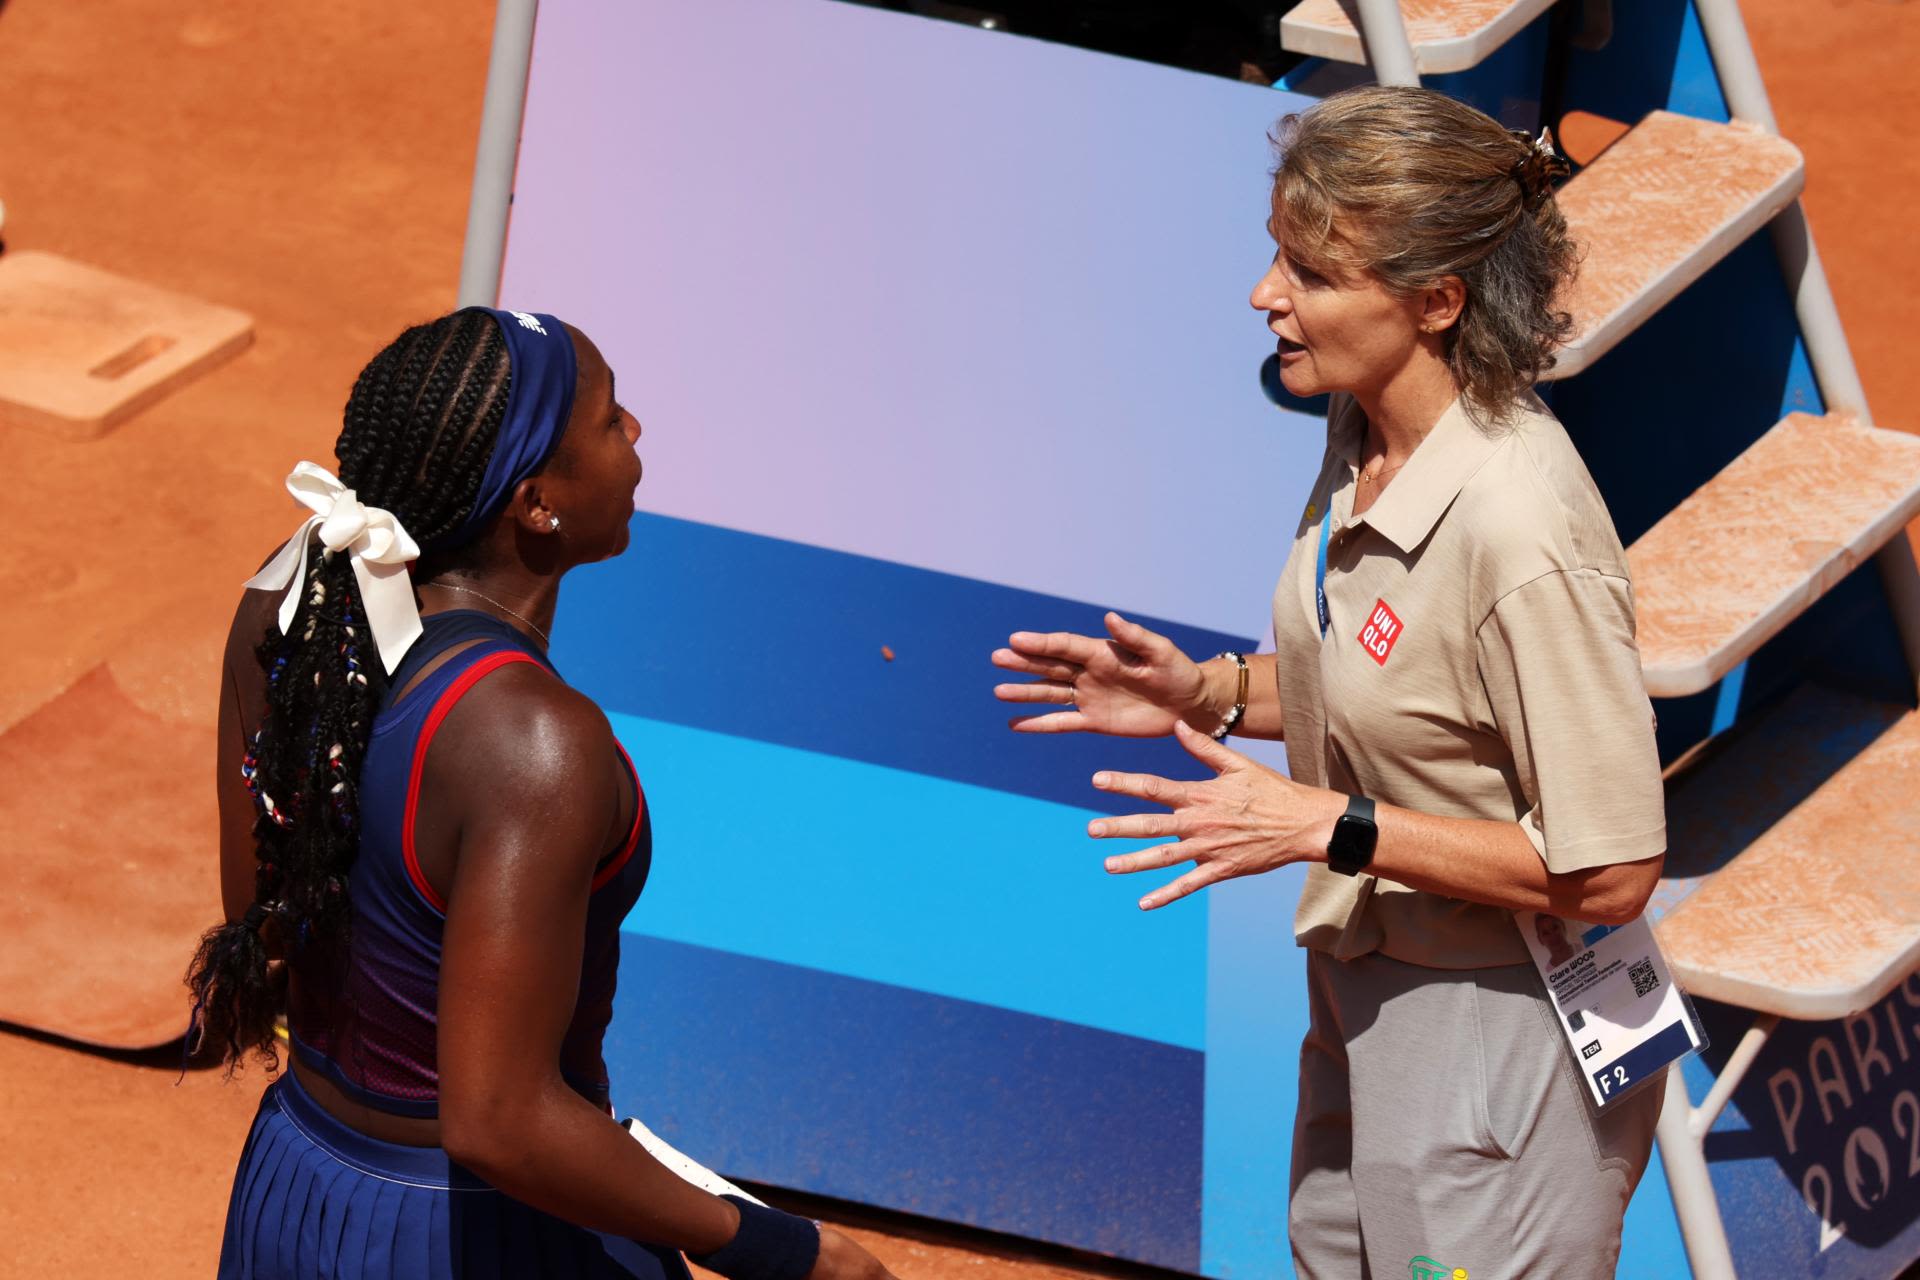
1515, 911, 1706, 1110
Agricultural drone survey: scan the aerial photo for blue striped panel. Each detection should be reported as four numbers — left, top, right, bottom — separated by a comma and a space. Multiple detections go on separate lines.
1618, 1137, 1688, 1279
605, 937, 1203, 1270
553, 512, 1258, 816
1200, 863, 1312, 1278
609, 710, 1205, 1049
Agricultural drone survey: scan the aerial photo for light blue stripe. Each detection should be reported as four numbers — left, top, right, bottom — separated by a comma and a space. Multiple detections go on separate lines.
1667, 0, 1731, 123
1314, 511, 1332, 639
1621, 1125, 1691, 1277
608, 711, 1206, 1050
1200, 861, 1312, 1279
1710, 660, 1748, 736
1617, 1056, 1711, 1278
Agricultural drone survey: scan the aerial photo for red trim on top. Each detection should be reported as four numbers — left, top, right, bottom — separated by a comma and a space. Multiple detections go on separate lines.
400, 651, 544, 915
592, 742, 647, 893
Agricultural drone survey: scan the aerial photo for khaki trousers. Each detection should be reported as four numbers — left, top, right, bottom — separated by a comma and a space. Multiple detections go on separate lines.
1288, 950, 1662, 1280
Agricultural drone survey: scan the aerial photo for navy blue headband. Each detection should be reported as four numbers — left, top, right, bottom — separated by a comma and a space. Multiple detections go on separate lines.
438, 307, 578, 547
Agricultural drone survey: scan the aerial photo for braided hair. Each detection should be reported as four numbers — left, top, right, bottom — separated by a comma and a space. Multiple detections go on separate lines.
186, 309, 514, 1071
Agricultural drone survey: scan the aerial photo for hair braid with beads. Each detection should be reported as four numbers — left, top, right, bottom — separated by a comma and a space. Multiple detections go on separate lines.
186, 309, 514, 1071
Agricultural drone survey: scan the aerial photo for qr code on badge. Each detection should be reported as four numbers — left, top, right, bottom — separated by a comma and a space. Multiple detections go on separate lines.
1629, 958, 1660, 998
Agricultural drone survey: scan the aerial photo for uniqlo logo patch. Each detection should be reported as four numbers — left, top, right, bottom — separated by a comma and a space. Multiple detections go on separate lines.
1356, 599, 1403, 665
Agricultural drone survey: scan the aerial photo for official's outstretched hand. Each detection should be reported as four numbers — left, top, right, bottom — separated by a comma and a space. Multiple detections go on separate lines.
1089, 722, 1343, 910
991, 611, 1208, 737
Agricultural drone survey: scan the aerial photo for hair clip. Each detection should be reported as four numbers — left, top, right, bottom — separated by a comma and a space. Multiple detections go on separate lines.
1508, 126, 1571, 204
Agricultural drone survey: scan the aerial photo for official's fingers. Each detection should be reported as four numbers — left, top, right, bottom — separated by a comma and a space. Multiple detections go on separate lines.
1009, 711, 1091, 734
990, 648, 1079, 682
1008, 630, 1101, 665
1090, 770, 1183, 806
1104, 611, 1175, 661
1086, 812, 1182, 841
994, 681, 1078, 704
1138, 863, 1224, 911
1173, 717, 1240, 772
1101, 841, 1191, 872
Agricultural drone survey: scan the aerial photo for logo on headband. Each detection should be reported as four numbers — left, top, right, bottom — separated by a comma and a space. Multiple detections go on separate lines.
509, 311, 548, 336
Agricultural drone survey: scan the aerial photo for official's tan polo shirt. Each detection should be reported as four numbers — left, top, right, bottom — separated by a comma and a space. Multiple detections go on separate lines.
1273, 392, 1665, 969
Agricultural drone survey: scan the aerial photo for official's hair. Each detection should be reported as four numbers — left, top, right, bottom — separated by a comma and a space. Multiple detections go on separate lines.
1269, 86, 1579, 424
185, 309, 513, 1071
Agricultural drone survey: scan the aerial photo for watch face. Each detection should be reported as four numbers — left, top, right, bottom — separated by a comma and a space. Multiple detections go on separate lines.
1329, 812, 1378, 874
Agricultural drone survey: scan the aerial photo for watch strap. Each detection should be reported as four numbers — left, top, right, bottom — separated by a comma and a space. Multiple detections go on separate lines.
1326, 793, 1378, 876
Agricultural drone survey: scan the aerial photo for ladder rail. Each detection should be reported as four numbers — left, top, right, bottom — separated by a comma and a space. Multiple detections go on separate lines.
1353, 0, 1423, 86
1693, 0, 1869, 418
457, 0, 541, 309
1691, 0, 1920, 696
1656, 1017, 1781, 1280
1654, 12, 1920, 1273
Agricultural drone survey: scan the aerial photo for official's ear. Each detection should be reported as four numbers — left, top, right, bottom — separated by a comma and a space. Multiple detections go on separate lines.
1416, 276, 1466, 335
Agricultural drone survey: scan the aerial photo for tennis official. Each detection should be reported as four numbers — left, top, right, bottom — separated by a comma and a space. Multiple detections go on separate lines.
994, 87, 1666, 1279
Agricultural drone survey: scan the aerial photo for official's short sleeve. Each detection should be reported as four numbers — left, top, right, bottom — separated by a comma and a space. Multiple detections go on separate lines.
1476, 569, 1666, 874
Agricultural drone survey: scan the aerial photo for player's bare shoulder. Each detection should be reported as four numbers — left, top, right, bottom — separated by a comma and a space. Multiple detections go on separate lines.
432, 657, 617, 791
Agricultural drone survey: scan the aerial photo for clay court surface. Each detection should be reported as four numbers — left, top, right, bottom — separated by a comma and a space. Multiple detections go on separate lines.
0, 1, 1914, 1275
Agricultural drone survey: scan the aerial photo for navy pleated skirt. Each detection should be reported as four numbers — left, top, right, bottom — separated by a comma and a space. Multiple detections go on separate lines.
218, 1072, 693, 1280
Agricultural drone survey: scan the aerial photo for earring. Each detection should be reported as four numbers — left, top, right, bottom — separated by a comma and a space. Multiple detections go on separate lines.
548, 516, 561, 531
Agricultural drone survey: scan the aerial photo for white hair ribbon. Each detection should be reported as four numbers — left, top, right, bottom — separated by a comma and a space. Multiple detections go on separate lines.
242, 461, 423, 675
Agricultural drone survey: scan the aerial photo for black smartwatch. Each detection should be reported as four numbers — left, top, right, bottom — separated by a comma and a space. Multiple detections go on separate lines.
1326, 794, 1378, 876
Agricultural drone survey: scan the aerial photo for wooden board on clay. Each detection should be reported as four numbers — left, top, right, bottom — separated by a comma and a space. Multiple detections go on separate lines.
1658, 696, 1920, 1021
1279, 0, 1557, 74
1548, 112, 1803, 380
0, 663, 217, 1047
1630, 413, 1920, 698
0, 249, 253, 440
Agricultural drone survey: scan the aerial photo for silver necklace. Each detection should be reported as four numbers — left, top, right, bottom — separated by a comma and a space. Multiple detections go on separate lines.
431, 581, 551, 647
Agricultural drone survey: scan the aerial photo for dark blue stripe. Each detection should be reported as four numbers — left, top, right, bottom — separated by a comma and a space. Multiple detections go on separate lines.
606, 936, 1204, 1270
1594, 1020, 1695, 1104
552, 513, 1256, 815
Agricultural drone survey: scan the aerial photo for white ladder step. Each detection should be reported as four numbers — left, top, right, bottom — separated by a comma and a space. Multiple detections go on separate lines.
1546, 111, 1804, 381
1657, 695, 1920, 1021
1630, 413, 1920, 698
1279, 0, 1556, 75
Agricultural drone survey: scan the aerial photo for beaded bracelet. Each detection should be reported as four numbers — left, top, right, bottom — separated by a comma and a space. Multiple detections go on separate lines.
1210, 650, 1249, 740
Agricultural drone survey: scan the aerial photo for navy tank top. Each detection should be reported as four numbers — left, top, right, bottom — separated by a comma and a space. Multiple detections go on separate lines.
287, 610, 651, 1117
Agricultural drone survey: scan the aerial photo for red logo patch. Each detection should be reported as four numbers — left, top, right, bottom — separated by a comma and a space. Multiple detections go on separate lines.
1356, 599, 1402, 666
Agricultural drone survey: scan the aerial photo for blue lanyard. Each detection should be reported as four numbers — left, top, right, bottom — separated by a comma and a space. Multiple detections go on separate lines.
1314, 509, 1332, 639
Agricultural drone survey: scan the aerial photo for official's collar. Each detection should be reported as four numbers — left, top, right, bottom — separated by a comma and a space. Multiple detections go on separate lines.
1333, 393, 1513, 554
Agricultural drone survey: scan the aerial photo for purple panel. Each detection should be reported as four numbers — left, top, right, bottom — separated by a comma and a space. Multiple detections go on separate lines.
501, 0, 1322, 640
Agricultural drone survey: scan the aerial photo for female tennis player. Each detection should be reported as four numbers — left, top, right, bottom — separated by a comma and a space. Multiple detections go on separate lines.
190, 307, 895, 1280
993, 87, 1666, 1278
